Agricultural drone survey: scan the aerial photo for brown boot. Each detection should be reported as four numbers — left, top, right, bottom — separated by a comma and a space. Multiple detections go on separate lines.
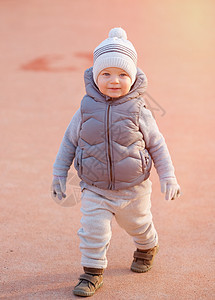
73, 267, 104, 297
131, 245, 159, 273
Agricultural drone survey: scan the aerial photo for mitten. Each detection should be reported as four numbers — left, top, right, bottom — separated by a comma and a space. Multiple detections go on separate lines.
160, 177, 181, 201
51, 176, 67, 200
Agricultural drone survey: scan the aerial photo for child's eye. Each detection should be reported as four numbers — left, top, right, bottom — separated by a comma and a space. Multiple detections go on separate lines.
120, 73, 128, 77
103, 72, 110, 76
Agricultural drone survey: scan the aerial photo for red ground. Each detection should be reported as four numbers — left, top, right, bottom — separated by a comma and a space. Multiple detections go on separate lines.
1, 1, 215, 299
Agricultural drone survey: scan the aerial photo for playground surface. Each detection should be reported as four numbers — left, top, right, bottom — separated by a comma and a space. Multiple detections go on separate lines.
0, 1, 215, 299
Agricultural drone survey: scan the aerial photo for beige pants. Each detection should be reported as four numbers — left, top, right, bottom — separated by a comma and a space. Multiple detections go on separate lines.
78, 188, 158, 269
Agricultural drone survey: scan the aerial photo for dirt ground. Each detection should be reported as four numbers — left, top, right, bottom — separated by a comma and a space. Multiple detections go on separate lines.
0, 1, 215, 299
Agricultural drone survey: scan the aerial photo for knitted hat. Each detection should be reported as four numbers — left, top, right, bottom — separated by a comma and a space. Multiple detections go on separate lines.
93, 27, 137, 85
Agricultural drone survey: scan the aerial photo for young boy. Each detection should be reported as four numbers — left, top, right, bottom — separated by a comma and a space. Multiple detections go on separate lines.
52, 27, 181, 297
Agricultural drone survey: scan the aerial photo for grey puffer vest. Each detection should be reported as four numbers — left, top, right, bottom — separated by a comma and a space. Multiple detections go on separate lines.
74, 67, 152, 190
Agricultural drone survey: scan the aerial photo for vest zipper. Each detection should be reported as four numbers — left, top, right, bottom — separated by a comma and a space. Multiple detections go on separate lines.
107, 104, 113, 189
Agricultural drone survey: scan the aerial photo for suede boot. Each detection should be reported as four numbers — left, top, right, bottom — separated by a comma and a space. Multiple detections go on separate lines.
73, 267, 104, 297
131, 245, 159, 273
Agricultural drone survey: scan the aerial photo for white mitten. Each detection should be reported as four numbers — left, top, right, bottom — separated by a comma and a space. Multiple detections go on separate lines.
51, 176, 67, 200
160, 178, 181, 201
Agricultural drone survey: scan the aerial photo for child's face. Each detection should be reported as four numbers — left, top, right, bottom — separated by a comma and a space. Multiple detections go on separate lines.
97, 67, 132, 98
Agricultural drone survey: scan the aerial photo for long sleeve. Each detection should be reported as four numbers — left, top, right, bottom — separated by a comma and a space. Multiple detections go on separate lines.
139, 106, 175, 180
53, 108, 81, 177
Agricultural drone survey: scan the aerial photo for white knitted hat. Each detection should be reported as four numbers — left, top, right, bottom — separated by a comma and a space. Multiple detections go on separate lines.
93, 27, 137, 85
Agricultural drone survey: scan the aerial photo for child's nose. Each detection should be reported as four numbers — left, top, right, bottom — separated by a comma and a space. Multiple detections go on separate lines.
110, 75, 119, 83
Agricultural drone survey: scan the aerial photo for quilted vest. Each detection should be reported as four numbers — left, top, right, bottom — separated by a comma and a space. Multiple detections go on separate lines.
74, 67, 152, 190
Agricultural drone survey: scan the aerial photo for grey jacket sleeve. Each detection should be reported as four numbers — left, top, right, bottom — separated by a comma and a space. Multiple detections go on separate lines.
139, 107, 175, 180
53, 108, 81, 177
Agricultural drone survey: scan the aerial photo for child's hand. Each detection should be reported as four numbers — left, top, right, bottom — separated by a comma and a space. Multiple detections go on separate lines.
51, 176, 67, 200
160, 178, 181, 201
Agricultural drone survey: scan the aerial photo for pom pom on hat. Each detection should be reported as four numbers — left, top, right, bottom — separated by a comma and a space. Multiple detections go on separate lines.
93, 27, 137, 85
108, 27, 127, 39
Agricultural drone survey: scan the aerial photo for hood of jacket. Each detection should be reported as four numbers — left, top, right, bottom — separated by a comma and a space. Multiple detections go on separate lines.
84, 67, 148, 105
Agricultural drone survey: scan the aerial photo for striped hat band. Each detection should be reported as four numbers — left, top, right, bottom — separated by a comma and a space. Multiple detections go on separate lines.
94, 44, 137, 65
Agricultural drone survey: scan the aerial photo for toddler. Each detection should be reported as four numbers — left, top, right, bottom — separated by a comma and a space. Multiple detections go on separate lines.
52, 27, 181, 297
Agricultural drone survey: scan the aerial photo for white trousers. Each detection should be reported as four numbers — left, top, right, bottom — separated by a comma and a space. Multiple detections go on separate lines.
78, 189, 158, 269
